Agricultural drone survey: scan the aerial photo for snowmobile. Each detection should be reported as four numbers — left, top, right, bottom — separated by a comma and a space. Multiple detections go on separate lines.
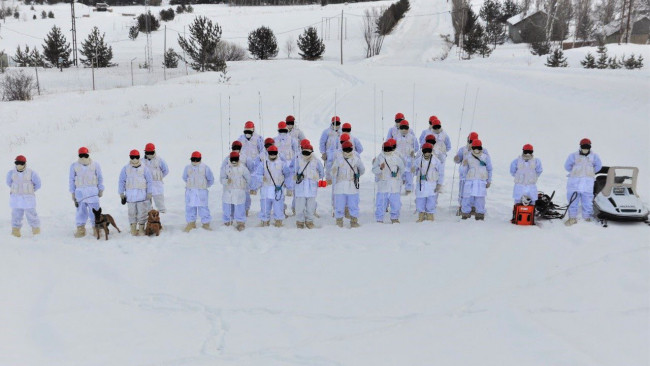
593, 166, 649, 224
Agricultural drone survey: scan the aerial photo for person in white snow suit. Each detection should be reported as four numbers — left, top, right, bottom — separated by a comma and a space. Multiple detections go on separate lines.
453, 132, 489, 212
418, 116, 451, 176
387, 112, 416, 140
460, 139, 492, 220
237, 121, 264, 166
286, 115, 306, 142
142, 143, 169, 213
373, 140, 405, 223
223, 140, 257, 216
254, 145, 292, 227
510, 144, 543, 204
414, 142, 444, 222
319, 116, 342, 183
182, 151, 215, 232
7, 155, 41, 237
332, 140, 365, 228
118, 149, 154, 236
291, 143, 324, 229
69, 146, 105, 238
221, 151, 251, 231
341, 122, 364, 154
564, 138, 602, 226
394, 120, 419, 194
274, 121, 300, 162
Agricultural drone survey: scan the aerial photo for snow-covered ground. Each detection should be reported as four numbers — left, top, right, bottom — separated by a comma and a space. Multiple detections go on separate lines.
1, 0, 649, 365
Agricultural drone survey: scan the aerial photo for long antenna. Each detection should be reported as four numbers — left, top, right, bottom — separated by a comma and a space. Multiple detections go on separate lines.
228, 95, 231, 143
298, 85, 302, 123
449, 83, 469, 211
70, 0, 78, 66
334, 89, 337, 115
373, 84, 377, 156
469, 87, 480, 131
220, 93, 224, 161
381, 90, 384, 140
412, 83, 416, 136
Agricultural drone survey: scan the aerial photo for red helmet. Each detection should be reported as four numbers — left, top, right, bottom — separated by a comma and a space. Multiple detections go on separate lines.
523, 144, 534, 151
286, 115, 295, 122
230, 151, 240, 159
342, 141, 353, 149
78, 147, 89, 154
387, 138, 397, 146
395, 112, 405, 121
231, 141, 242, 148
303, 144, 314, 151
580, 138, 591, 145
300, 139, 311, 148
331, 116, 340, 123
340, 133, 350, 142
129, 149, 140, 156
244, 121, 255, 129
267, 145, 278, 152
144, 143, 155, 152
264, 137, 275, 145
429, 116, 441, 126
425, 134, 436, 142
471, 139, 482, 148
422, 143, 434, 151
383, 141, 393, 148
15, 155, 26, 163
278, 121, 287, 130
399, 120, 409, 127
342, 122, 351, 130
191, 151, 202, 158
467, 132, 478, 142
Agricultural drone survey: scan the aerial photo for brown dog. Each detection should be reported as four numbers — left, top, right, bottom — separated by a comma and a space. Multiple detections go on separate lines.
145, 209, 163, 236
92, 207, 121, 240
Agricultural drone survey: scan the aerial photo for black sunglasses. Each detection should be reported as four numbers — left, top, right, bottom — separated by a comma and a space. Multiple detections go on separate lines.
432, 125, 441, 129
129, 155, 140, 159
422, 149, 433, 154
15, 161, 25, 166
268, 151, 278, 156
331, 122, 341, 126
302, 150, 312, 156
395, 119, 404, 123
472, 146, 483, 151
342, 147, 353, 153
426, 139, 437, 145
279, 129, 288, 133
244, 130, 253, 134
580, 144, 591, 149
145, 151, 155, 155
286, 121, 295, 125
523, 150, 534, 154
342, 128, 351, 133
399, 126, 409, 130
79, 153, 89, 158
190, 157, 201, 162
230, 158, 239, 163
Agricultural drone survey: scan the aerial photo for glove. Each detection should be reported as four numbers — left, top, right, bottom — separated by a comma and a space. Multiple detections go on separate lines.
321, 153, 327, 161
410, 151, 415, 158
380, 163, 385, 170
146, 193, 152, 201
411, 166, 415, 174
435, 184, 442, 193
326, 179, 332, 185
286, 190, 293, 197
98, 190, 103, 198
227, 178, 232, 185
121, 195, 127, 205
454, 156, 461, 164
250, 190, 257, 195
486, 182, 491, 189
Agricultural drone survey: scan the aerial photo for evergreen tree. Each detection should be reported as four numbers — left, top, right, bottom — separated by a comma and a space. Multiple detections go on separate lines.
248, 26, 278, 60
545, 48, 568, 67
580, 53, 596, 68
177, 16, 226, 72
297, 26, 325, 60
595, 45, 608, 69
80, 27, 115, 68
12, 45, 32, 67
480, 0, 505, 47
47, 10, 54, 18
42, 25, 72, 68
635, 55, 644, 69
137, 11, 160, 33
159, 8, 175, 22
462, 8, 492, 58
129, 25, 139, 40
500, 0, 520, 22
41, 10, 46, 19
29, 47, 46, 67
607, 56, 621, 69
622, 54, 639, 69
163, 48, 179, 68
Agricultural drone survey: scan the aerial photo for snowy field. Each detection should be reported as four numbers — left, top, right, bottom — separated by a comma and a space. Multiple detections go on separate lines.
1, 0, 650, 365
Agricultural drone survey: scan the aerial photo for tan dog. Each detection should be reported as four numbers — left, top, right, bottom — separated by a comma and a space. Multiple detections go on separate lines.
145, 209, 163, 236
92, 207, 121, 240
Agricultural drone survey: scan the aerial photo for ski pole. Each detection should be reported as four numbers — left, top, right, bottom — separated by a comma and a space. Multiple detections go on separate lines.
449, 83, 469, 213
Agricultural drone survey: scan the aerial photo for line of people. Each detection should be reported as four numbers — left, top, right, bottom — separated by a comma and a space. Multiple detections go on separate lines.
6, 114, 602, 237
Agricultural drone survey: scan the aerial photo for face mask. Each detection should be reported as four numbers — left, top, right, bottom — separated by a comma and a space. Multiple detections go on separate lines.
245, 133, 252, 139
383, 149, 393, 155
269, 154, 278, 160
279, 130, 288, 135
423, 152, 432, 159
287, 124, 294, 131
79, 157, 90, 165
15, 163, 26, 172
130, 158, 140, 166
581, 149, 590, 155
523, 153, 533, 160
191, 161, 200, 166
400, 129, 408, 136
230, 159, 239, 165
472, 149, 482, 155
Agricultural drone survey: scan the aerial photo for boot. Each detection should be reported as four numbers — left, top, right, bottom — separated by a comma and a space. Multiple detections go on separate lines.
246, 210, 249, 217
336, 218, 344, 227
183, 222, 196, 232
202, 223, 212, 231
130, 223, 138, 236
260, 221, 270, 227
305, 221, 314, 229
296, 221, 305, 229
138, 224, 146, 236
470, 207, 477, 216
391, 219, 400, 224
32, 227, 40, 235
565, 218, 577, 226
344, 207, 350, 219
461, 212, 471, 220
584, 217, 592, 222
224, 221, 232, 227
236, 222, 245, 232
74, 226, 86, 238
416, 212, 426, 222
427, 213, 435, 221
11, 227, 21, 238
475, 213, 485, 221
350, 217, 360, 228
273, 220, 283, 228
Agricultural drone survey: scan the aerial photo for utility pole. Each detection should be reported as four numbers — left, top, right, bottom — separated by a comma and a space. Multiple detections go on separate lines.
340, 10, 343, 65
70, 0, 78, 66
625, 0, 634, 43
163, 25, 167, 80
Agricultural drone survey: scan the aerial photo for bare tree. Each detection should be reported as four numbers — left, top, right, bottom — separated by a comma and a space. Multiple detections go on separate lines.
363, 8, 386, 58
595, 0, 617, 24
285, 36, 295, 58
452, 0, 469, 44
